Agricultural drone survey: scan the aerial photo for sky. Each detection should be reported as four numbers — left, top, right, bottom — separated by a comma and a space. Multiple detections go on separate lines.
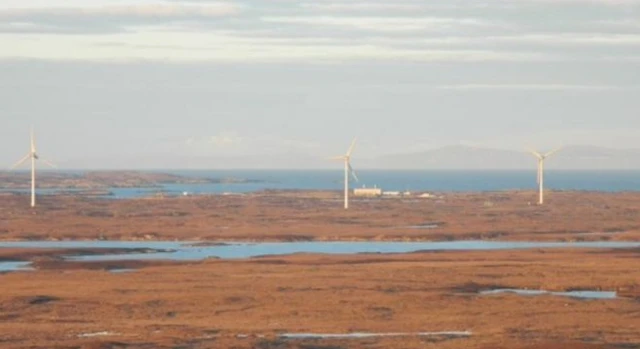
1, 0, 640, 169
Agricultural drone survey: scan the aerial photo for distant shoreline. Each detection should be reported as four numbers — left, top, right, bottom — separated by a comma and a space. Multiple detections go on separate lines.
2, 169, 640, 194
0, 170, 266, 190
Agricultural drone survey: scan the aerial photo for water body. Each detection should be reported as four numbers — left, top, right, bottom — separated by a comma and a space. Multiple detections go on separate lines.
108, 268, 136, 274
77, 331, 117, 338
3, 170, 640, 198
0, 241, 639, 267
280, 331, 472, 339
480, 289, 617, 299
406, 224, 440, 229
164, 169, 640, 193
0, 261, 33, 272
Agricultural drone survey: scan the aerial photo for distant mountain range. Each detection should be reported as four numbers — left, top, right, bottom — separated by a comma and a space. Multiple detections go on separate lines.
54, 145, 640, 170
368, 145, 640, 170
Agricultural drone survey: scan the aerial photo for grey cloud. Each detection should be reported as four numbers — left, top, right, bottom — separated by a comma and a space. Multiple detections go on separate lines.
0, 2, 243, 34
2, 0, 639, 38
1, 0, 639, 67
1, 3, 242, 17
0, 20, 129, 35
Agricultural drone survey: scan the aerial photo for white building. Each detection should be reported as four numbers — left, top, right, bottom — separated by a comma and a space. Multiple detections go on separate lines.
382, 191, 401, 197
354, 187, 382, 197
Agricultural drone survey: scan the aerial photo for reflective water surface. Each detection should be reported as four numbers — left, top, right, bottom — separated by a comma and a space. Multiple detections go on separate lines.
280, 331, 472, 339
0, 240, 638, 261
1, 240, 638, 272
0, 261, 33, 272
480, 289, 617, 299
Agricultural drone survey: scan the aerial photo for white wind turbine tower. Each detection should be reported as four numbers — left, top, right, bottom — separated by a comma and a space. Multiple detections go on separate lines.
10, 128, 56, 208
331, 138, 359, 209
528, 147, 562, 205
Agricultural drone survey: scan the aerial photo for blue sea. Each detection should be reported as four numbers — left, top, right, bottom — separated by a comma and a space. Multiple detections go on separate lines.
3, 170, 640, 198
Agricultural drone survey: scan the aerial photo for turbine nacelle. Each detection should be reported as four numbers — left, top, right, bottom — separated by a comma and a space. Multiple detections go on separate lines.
528, 147, 563, 160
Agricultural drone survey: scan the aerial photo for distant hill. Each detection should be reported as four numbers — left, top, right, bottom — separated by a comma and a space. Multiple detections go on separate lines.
368, 145, 640, 170
53, 145, 640, 170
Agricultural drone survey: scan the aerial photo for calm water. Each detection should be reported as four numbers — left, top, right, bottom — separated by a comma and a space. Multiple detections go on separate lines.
3, 170, 640, 198
0, 261, 33, 272
280, 332, 472, 339
0, 241, 639, 263
480, 289, 617, 299
1, 241, 638, 272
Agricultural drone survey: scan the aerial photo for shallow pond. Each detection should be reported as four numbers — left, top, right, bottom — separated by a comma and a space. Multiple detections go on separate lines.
480, 289, 617, 299
0, 261, 33, 272
280, 331, 472, 339
0, 240, 639, 272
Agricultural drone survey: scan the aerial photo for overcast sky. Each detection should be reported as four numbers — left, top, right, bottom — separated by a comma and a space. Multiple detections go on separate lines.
1, 0, 640, 168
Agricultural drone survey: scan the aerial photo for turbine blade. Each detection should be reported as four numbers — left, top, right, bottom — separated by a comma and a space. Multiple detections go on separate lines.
526, 148, 543, 159
537, 163, 541, 184
30, 127, 36, 152
328, 156, 346, 161
10, 154, 30, 170
41, 159, 57, 168
346, 137, 357, 157
348, 163, 359, 182
544, 146, 563, 158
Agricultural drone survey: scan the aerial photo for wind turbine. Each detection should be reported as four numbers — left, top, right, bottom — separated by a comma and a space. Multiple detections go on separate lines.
331, 138, 359, 209
528, 147, 562, 205
10, 128, 56, 207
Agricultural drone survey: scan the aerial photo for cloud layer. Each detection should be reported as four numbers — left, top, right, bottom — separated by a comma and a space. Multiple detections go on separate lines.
1, 0, 639, 62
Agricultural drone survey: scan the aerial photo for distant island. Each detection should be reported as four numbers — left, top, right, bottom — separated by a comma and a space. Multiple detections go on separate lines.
0, 171, 265, 190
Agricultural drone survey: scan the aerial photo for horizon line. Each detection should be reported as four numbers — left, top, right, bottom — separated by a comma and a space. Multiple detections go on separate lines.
6, 168, 640, 172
